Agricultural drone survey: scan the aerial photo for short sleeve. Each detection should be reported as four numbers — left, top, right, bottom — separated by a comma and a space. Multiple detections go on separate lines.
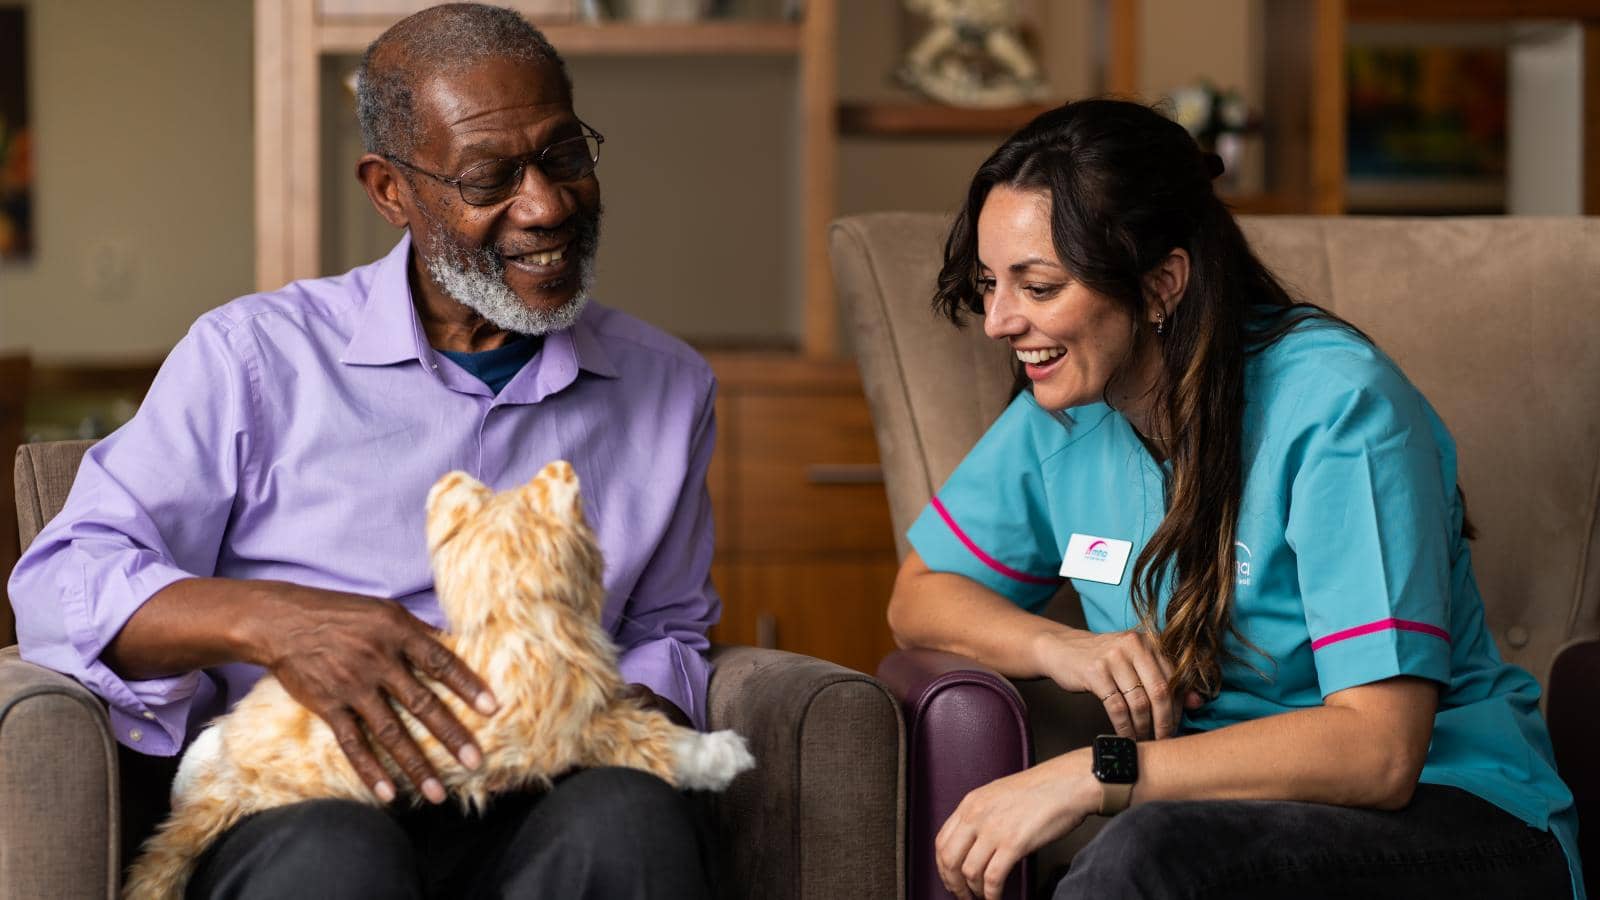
907, 394, 1063, 611
1285, 373, 1455, 697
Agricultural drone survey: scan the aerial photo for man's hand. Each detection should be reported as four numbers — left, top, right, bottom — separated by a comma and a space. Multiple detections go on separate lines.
244, 584, 499, 804
618, 682, 692, 729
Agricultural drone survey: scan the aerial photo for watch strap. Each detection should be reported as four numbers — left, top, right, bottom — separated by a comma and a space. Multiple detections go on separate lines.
1099, 780, 1134, 816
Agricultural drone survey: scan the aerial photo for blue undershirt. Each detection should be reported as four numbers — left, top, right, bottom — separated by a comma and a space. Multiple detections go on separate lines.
437, 335, 541, 395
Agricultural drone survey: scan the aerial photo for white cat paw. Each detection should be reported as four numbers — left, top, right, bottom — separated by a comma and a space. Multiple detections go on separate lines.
671, 730, 756, 791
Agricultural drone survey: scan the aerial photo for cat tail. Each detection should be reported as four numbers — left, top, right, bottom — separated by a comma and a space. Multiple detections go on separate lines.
120, 784, 250, 900
669, 727, 756, 792
579, 704, 755, 792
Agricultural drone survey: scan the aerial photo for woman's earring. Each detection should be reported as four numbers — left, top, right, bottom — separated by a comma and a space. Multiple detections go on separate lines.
1154, 312, 1167, 336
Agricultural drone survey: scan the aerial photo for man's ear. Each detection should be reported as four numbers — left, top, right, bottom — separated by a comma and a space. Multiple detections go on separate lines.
1143, 248, 1191, 322
357, 153, 412, 229
426, 471, 491, 552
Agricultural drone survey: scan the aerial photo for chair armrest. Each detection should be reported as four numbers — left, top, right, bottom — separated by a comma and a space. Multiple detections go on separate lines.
877, 648, 1031, 900
1547, 636, 1599, 884
705, 644, 904, 900
0, 646, 120, 899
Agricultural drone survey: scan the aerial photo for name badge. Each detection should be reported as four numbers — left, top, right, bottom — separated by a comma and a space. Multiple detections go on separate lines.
1060, 533, 1134, 585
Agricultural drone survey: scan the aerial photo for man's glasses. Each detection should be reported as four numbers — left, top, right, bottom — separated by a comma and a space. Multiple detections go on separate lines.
387, 121, 604, 207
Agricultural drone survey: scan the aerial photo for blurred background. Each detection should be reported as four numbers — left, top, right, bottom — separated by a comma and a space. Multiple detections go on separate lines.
0, 0, 1595, 668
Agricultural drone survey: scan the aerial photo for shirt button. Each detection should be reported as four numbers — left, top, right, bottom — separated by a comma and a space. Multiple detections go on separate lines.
129, 728, 143, 742
143, 711, 156, 720
1505, 625, 1530, 648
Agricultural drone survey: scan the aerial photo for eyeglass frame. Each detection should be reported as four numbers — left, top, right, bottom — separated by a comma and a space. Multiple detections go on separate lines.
383, 120, 605, 207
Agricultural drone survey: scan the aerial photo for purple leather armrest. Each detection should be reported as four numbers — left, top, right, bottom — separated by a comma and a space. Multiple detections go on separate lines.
878, 648, 1032, 900
1547, 636, 1599, 884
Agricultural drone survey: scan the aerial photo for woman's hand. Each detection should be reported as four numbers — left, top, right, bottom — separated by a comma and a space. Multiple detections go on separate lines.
1032, 628, 1202, 740
242, 584, 499, 805
935, 749, 1101, 899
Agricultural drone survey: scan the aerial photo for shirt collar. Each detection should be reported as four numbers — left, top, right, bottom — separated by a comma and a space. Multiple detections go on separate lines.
340, 233, 433, 367
340, 232, 621, 392
495, 303, 619, 405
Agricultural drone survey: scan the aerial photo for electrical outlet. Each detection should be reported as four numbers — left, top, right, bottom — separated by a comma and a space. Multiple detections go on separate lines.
84, 237, 136, 302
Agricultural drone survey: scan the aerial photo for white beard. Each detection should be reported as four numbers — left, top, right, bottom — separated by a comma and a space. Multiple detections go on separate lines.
426, 242, 593, 336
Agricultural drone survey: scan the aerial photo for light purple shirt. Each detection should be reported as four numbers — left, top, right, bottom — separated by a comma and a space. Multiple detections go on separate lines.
9, 234, 721, 754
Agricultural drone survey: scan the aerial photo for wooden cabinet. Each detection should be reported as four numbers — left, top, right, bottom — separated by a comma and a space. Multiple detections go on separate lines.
704, 352, 899, 675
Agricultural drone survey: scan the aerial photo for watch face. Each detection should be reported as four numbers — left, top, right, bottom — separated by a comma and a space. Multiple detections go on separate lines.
1092, 735, 1138, 784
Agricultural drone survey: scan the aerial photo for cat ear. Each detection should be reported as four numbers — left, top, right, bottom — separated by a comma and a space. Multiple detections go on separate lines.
426, 471, 491, 552
528, 460, 583, 524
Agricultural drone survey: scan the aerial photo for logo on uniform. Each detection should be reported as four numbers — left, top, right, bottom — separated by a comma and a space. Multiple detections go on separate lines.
1062, 534, 1134, 586
1235, 541, 1252, 587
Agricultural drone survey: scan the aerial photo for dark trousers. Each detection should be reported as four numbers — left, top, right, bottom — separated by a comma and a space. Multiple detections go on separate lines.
186, 767, 715, 899
1053, 783, 1572, 899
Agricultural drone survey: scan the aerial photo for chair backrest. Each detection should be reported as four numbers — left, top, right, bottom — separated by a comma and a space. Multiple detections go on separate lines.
831, 212, 1600, 687
10, 438, 96, 643
14, 440, 96, 554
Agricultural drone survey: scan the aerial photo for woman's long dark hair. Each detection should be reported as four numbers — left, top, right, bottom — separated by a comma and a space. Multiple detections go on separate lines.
933, 99, 1349, 700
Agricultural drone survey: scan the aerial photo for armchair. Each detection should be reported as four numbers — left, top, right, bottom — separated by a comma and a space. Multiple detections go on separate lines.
831, 212, 1600, 899
5, 439, 906, 899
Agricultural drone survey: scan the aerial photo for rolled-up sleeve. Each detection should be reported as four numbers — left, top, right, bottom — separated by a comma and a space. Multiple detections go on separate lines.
613, 376, 718, 731
8, 318, 250, 755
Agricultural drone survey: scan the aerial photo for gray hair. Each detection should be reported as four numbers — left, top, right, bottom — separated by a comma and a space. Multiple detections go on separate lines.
356, 3, 572, 160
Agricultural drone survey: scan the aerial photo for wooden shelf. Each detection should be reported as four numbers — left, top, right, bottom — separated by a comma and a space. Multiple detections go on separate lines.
1222, 191, 1304, 215
317, 19, 803, 55
1348, 0, 1600, 20
838, 102, 1058, 137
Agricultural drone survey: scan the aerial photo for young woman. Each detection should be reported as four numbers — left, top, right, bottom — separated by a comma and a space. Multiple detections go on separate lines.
888, 99, 1582, 900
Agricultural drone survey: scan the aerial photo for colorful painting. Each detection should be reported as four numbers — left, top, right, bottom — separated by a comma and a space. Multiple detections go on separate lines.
0, 6, 31, 260
1347, 46, 1507, 181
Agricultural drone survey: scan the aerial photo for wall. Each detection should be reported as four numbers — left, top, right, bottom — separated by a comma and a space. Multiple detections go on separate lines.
0, 0, 254, 360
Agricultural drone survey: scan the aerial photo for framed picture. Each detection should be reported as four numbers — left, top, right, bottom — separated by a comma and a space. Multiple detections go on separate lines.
1346, 35, 1508, 214
0, 5, 32, 260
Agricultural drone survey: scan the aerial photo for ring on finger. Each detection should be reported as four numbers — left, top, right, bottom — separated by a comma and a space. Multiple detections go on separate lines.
1126, 682, 1145, 694
1100, 690, 1119, 702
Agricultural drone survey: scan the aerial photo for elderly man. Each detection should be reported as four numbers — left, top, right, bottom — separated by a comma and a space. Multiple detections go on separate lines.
9, 4, 720, 896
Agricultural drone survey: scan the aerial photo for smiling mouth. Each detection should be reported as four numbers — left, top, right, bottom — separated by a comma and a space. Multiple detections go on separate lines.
1016, 347, 1065, 365
503, 243, 569, 272
1016, 346, 1066, 381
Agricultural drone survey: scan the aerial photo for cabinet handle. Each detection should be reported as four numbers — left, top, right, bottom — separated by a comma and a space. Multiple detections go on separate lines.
756, 612, 778, 649
805, 463, 884, 485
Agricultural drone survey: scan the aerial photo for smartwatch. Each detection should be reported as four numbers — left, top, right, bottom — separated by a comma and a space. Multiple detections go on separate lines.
1091, 734, 1139, 816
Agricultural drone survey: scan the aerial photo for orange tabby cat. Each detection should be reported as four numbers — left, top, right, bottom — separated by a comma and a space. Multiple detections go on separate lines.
122, 461, 755, 900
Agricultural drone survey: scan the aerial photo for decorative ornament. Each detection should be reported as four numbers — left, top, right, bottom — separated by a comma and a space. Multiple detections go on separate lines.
895, 0, 1049, 109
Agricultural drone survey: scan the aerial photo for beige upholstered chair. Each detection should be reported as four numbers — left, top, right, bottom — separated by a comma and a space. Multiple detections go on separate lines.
4, 439, 906, 899
831, 213, 1600, 898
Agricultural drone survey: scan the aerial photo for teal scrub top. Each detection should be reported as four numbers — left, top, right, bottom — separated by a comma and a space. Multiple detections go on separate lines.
908, 321, 1584, 899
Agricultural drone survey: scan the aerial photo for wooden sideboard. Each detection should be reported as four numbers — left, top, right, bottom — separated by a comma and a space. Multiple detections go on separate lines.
704, 352, 899, 676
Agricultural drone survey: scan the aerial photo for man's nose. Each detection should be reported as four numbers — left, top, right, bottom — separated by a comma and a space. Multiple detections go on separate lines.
505, 163, 576, 228
983, 290, 1024, 340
